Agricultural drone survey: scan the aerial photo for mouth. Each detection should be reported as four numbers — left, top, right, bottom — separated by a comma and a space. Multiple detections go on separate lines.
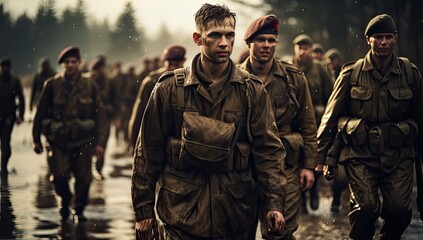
217, 52, 229, 57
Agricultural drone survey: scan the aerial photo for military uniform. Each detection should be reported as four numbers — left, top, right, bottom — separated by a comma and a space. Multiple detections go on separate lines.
239, 58, 317, 239
318, 51, 423, 238
30, 58, 56, 111
0, 58, 25, 176
32, 70, 108, 218
132, 54, 286, 239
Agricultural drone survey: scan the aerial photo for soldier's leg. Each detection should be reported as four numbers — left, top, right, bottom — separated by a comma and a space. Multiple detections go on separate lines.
94, 125, 110, 179
379, 157, 413, 239
50, 147, 73, 220
331, 164, 349, 213
280, 164, 301, 240
71, 145, 93, 221
309, 171, 321, 210
0, 117, 15, 175
344, 159, 380, 240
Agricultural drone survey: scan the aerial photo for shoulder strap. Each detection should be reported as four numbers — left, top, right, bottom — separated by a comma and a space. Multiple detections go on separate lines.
350, 58, 364, 86
399, 57, 414, 86
280, 62, 300, 109
174, 67, 186, 109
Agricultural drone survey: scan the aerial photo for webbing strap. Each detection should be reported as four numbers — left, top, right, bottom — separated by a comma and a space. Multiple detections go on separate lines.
174, 68, 186, 109
350, 58, 364, 86
399, 57, 414, 86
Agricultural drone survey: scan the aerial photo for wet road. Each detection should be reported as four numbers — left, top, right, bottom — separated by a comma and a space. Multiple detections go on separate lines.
1, 119, 423, 239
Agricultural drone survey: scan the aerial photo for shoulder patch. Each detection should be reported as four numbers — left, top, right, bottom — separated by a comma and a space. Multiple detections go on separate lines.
157, 71, 175, 83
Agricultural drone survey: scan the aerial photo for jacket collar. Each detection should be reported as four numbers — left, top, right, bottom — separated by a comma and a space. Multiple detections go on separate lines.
362, 51, 402, 75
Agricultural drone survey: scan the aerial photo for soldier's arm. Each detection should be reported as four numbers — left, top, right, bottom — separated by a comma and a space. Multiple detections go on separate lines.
249, 77, 286, 212
30, 75, 37, 111
317, 68, 351, 164
132, 79, 172, 222
15, 76, 25, 121
32, 80, 52, 144
91, 81, 108, 148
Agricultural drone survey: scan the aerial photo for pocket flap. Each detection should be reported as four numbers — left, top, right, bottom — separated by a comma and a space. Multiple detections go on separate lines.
281, 132, 304, 151
183, 139, 230, 162
228, 180, 256, 199
160, 172, 200, 195
389, 88, 413, 100
351, 86, 372, 100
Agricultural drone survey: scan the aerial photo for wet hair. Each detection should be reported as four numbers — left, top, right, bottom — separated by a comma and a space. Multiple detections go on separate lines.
194, 3, 236, 32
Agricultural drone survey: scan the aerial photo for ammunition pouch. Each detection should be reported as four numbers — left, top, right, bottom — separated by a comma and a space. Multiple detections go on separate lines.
41, 119, 69, 146
339, 117, 368, 146
178, 112, 236, 172
41, 119, 95, 149
67, 119, 96, 141
280, 132, 304, 166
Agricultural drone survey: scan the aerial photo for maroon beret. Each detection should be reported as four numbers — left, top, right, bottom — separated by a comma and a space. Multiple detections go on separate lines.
244, 14, 279, 42
90, 57, 106, 71
162, 45, 186, 61
57, 46, 81, 64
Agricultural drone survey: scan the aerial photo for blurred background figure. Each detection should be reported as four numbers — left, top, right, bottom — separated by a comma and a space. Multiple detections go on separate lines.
0, 57, 25, 177
128, 44, 186, 153
30, 57, 56, 113
324, 48, 343, 82
311, 43, 325, 63
237, 48, 250, 64
111, 61, 125, 145
87, 56, 119, 180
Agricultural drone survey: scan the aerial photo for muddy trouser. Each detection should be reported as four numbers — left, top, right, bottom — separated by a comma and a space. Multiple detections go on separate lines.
50, 144, 93, 213
257, 164, 301, 240
95, 119, 111, 174
344, 158, 413, 240
331, 164, 348, 207
163, 224, 251, 240
0, 116, 15, 172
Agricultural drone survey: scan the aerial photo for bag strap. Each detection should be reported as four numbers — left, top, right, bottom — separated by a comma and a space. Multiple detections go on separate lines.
174, 67, 186, 109
399, 57, 414, 86
350, 58, 364, 86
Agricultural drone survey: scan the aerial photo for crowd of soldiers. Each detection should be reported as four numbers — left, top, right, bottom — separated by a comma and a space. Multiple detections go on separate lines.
1, 3, 422, 240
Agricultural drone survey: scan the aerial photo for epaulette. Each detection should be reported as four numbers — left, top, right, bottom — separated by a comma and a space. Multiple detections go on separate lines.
340, 61, 355, 74
157, 71, 175, 83
278, 60, 303, 74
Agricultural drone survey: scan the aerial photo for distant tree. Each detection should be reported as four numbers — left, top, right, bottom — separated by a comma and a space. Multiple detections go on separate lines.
12, 13, 34, 73
110, 1, 144, 62
0, 4, 13, 58
88, 19, 111, 60
146, 23, 173, 57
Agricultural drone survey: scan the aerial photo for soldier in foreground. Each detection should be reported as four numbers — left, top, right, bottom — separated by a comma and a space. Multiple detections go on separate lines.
132, 4, 286, 239
239, 14, 317, 240
318, 14, 423, 239
32, 46, 108, 222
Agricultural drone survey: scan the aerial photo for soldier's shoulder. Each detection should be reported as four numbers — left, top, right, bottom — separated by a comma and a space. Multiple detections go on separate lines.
157, 70, 175, 83
340, 61, 356, 74
277, 60, 303, 74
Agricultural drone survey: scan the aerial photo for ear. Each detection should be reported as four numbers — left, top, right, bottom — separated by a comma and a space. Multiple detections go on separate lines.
366, 36, 370, 45
193, 32, 202, 46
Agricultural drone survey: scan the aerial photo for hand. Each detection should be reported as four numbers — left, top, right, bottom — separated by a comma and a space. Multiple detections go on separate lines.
266, 210, 285, 236
300, 169, 315, 191
96, 146, 105, 160
33, 142, 43, 154
315, 164, 324, 172
135, 218, 159, 240
323, 165, 338, 181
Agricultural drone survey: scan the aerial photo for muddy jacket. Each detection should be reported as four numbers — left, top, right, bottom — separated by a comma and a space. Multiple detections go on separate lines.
85, 72, 119, 120
32, 71, 108, 148
317, 51, 423, 172
0, 72, 25, 119
132, 54, 286, 238
238, 58, 317, 169
129, 67, 165, 148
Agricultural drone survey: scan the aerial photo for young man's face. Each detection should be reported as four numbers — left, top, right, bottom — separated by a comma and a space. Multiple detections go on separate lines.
63, 57, 80, 76
294, 44, 312, 63
366, 33, 397, 60
249, 34, 278, 64
194, 17, 235, 65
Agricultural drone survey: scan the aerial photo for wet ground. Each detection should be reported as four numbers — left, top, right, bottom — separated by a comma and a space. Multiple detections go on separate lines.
1, 118, 423, 239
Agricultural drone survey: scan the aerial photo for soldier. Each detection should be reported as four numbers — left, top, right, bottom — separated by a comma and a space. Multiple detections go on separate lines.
111, 61, 125, 143
132, 4, 286, 239
87, 57, 119, 180
30, 57, 56, 112
318, 14, 423, 239
120, 65, 139, 149
238, 14, 317, 240
32, 46, 108, 222
128, 44, 186, 151
292, 34, 333, 212
0, 57, 25, 177
324, 48, 343, 83
311, 43, 325, 63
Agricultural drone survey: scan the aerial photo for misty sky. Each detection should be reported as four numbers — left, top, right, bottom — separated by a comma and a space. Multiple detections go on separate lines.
1, 0, 264, 37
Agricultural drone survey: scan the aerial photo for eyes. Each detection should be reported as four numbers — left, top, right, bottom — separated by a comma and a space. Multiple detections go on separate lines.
372, 34, 395, 41
207, 32, 235, 40
255, 37, 277, 43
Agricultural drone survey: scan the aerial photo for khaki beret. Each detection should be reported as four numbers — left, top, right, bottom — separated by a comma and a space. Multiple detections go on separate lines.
244, 14, 278, 42
365, 14, 397, 36
292, 34, 313, 46
324, 48, 342, 60
312, 43, 324, 53
162, 45, 186, 61
0, 57, 11, 67
57, 46, 81, 64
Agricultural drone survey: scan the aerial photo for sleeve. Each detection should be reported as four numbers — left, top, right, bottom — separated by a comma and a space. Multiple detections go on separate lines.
32, 80, 51, 144
15, 77, 25, 119
131, 81, 172, 221
316, 71, 351, 165
294, 73, 318, 169
249, 79, 287, 212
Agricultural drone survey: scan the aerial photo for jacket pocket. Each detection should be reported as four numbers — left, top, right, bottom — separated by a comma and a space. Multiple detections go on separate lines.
350, 86, 372, 117
281, 132, 304, 166
387, 87, 412, 120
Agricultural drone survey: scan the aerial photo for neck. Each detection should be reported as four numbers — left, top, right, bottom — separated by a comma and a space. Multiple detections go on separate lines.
372, 53, 393, 73
200, 56, 229, 82
250, 58, 273, 83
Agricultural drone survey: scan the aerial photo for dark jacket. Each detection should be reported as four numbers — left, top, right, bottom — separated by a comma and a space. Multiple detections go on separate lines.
0, 72, 25, 119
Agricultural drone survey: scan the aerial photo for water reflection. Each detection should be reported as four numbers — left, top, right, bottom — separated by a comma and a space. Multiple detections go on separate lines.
0, 176, 20, 239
